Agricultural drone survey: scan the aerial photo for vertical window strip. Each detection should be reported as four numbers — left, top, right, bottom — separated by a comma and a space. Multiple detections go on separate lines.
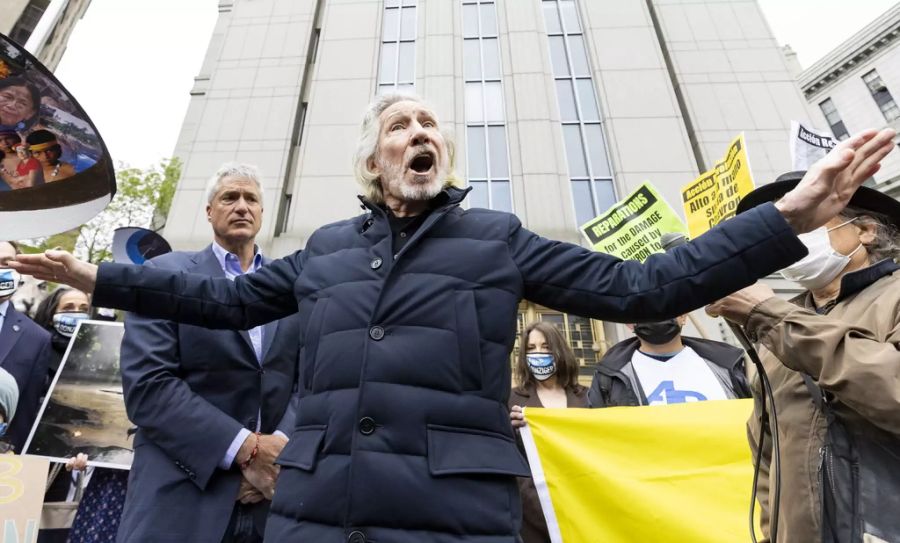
462, 0, 513, 212
377, 0, 417, 95
819, 98, 850, 140
862, 69, 900, 123
542, 0, 616, 227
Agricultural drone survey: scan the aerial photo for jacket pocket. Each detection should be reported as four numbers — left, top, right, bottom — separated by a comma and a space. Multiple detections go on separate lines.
275, 425, 327, 472
454, 290, 483, 391
301, 297, 330, 391
426, 424, 530, 477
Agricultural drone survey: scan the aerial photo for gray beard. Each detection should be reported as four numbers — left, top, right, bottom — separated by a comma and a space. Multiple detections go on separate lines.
399, 177, 443, 201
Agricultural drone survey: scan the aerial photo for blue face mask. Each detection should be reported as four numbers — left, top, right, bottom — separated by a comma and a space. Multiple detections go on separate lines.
0, 421, 7, 438
52, 312, 90, 337
526, 353, 557, 381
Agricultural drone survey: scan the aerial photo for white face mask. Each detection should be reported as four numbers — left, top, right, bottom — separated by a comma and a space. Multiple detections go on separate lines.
780, 218, 863, 290
0, 268, 20, 297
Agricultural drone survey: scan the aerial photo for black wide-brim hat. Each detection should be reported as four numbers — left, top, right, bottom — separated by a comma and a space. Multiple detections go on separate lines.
737, 171, 900, 229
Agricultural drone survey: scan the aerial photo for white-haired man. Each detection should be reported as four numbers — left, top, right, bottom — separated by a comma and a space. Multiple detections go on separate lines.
13, 94, 896, 542
113, 163, 301, 543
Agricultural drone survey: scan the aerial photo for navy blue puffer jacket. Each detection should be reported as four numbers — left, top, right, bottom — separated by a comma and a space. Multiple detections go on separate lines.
94, 187, 805, 542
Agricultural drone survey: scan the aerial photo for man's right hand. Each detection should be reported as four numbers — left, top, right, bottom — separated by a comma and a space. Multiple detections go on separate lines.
237, 476, 265, 504
10, 250, 97, 294
236, 433, 286, 500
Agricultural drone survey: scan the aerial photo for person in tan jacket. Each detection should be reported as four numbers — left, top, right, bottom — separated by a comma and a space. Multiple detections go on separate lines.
707, 172, 900, 542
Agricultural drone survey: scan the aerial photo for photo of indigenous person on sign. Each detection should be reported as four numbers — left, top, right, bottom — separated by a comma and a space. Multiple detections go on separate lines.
580, 181, 687, 262
680, 134, 755, 240
24, 321, 132, 470
0, 33, 115, 239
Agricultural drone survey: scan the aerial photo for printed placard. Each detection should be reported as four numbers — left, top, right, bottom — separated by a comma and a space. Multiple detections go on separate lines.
0, 454, 49, 543
24, 321, 132, 470
790, 120, 836, 170
681, 134, 755, 239
581, 182, 687, 262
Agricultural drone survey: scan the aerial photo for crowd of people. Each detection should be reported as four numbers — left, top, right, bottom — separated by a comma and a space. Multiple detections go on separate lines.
1, 91, 898, 543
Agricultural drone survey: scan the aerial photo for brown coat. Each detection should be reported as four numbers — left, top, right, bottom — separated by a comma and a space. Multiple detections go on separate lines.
744, 263, 900, 542
508, 383, 588, 543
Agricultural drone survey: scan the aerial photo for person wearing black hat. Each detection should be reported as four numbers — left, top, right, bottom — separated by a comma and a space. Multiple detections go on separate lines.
707, 171, 900, 542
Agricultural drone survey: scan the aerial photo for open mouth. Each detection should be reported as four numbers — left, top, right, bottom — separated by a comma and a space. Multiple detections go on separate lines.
408, 151, 435, 174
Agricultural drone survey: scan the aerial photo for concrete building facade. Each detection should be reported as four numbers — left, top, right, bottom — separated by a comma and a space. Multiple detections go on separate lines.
799, 3, 900, 197
165, 0, 815, 372
0, 0, 92, 71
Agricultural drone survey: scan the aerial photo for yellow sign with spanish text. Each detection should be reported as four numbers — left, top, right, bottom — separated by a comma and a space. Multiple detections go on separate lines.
681, 135, 755, 239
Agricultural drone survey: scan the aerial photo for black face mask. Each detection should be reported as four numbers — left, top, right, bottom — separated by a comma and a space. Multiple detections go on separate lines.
633, 319, 682, 345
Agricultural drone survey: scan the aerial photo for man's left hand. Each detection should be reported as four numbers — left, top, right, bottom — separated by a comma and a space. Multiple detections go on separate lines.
706, 282, 776, 325
775, 128, 895, 233
242, 434, 288, 500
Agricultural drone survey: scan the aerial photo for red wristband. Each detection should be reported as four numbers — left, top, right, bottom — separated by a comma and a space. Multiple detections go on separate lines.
239, 432, 260, 470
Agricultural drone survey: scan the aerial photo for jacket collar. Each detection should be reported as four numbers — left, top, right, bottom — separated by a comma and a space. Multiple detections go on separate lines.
796, 258, 900, 312
597, 336, 745, 374
510, 382, 586, 407
358, 185, 472, 218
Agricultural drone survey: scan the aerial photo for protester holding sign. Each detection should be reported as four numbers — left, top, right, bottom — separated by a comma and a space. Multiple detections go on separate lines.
708, 173, 900, 543
33, 286, 91, 386
10, 92, 896, 542
508, 321, 588, 543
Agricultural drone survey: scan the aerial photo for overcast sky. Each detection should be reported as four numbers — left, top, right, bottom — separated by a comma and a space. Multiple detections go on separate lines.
52, 0, 898, 170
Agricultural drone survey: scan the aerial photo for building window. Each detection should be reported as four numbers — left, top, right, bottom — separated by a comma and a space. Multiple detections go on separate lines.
462, 0, 512, 212
862, 69, 900, 123
542, 0, 616, 227
9, 0, 50, 46
819, 98, 850, 140
377, 0, 417, 95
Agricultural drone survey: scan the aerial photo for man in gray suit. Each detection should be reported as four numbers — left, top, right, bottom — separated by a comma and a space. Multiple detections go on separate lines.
116, 163, 300, 542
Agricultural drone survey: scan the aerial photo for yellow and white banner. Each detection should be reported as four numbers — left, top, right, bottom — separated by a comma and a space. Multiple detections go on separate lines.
520, 399, 757, 543
681, 135, 755, 239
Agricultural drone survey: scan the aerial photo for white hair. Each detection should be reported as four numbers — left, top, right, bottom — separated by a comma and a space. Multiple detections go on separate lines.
205, 162, 265, 204
352, 93, 460, 204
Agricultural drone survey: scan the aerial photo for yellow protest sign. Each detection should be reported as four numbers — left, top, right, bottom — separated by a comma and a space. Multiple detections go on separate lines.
681, 134, 755, 239
0, 455, 49, 542
580, 182, 687, 262
520, 400, 758, 543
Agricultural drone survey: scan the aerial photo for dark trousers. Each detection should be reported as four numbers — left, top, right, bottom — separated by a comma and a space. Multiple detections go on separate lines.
222, 502, 266, 543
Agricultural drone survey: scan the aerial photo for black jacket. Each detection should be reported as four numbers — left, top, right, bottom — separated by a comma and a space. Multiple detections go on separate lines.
93, 187, 803, 542
588, 336, 752, 408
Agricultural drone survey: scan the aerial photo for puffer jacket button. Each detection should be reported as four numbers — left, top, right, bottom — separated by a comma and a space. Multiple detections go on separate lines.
369, 326, 385, 340
359, 417, 376, 435
370, 257, 382, 270
348, 531, 366, 543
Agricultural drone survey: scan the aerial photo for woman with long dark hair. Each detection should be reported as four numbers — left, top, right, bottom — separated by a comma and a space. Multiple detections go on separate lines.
509, 321, 588, 543
0, 77, 40, 132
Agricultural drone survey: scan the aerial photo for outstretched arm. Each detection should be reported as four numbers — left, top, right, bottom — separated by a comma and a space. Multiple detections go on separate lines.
511, 127, 895, 322
12, 250, 304, 330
